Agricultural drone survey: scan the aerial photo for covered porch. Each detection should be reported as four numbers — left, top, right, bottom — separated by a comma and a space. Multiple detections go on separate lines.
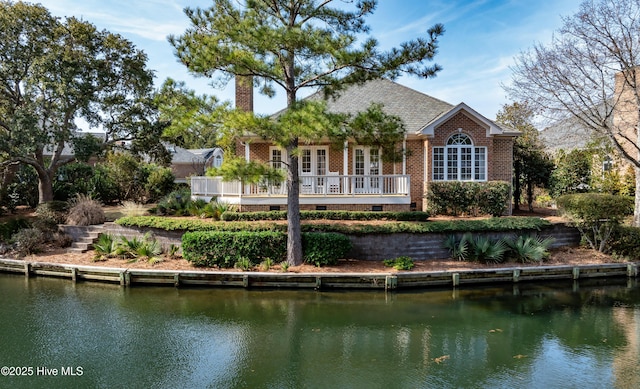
191, 174, 411, 210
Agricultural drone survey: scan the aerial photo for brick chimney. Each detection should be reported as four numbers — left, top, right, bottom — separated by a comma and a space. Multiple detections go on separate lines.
235, 76, 253, 112
612, 68, 640, 166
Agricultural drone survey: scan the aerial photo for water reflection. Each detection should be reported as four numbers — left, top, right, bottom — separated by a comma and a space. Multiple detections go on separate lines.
0, 275, 638, 388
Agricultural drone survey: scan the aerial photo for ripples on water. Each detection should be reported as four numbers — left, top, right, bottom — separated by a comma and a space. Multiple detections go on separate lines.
0, 275, 638, 388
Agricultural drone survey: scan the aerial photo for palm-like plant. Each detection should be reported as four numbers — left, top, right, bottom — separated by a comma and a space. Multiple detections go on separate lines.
443, 234, 471, 261
506, 235, 554, 263
136, 238, 162, 260
470, 236, 507, 263
93, 234, 116, 261
114, 236, 143, 260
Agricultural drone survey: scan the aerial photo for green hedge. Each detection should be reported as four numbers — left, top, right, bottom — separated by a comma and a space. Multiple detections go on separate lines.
426, 181, 510, 217
556, 193, 634, 252
181, 231, 352, 268
302, 233, 352, 266
609, 226, 640, 260
220, 210, 430, 222
182, 231, 287, 267
117, 216, 550, 235
556, 193, 633, 223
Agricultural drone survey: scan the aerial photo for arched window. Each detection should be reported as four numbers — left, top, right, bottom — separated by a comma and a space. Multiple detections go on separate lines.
213, 154, 223, 168
432, 133, 486, 181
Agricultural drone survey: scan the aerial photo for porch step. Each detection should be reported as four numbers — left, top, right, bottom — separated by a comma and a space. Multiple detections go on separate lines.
59, 224, 104, 254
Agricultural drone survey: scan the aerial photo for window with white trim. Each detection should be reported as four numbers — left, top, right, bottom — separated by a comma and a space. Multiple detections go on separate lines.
433, 134, 487, 181
270, 148, 283, 169
213, 155, 223, 168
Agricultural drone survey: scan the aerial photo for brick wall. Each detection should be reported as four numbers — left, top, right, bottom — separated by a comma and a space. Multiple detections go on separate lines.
172, 162, 204, 181
235, 76, 253, 112
423, 111, 515, 214
492, 138, 514, 182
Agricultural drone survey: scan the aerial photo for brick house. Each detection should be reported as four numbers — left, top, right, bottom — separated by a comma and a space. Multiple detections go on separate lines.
192, 78, 519, 212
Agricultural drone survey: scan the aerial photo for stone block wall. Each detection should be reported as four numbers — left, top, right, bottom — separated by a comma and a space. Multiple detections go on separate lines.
102, 222, 581, 261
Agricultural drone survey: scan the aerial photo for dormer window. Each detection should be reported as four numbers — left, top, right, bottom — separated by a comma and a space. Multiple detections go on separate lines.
432, 133, 487, 181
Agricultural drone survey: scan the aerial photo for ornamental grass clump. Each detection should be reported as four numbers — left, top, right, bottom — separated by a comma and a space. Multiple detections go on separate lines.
66, 194, 106, 226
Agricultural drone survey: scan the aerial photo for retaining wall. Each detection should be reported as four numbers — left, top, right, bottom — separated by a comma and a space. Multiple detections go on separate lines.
348, 224, 580, 261
102, 222, 582, 261
0, 258, 636, 290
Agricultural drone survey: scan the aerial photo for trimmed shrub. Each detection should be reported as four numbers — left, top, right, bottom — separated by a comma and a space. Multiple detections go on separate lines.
477, 182, 511, 217
426, 181, 510, 217
609, 226, 640, 260
427, 181, 476, 216
302, 232, 352, 266
182, 231, 288, 268
182, 231, 352, 268
220, 210, 430, 222
556, 193, 633, 252
66, 195, 106, 226
117, 215, 551, 235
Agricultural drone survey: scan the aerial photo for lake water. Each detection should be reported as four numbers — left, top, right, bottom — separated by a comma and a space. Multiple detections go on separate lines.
0, 274, 639, 388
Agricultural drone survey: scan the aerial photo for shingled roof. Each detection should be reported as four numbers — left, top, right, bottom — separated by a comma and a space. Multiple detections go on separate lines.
305, 78, 455, 133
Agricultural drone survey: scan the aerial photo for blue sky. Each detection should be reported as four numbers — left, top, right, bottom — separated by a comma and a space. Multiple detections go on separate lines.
37, 0, 580, 119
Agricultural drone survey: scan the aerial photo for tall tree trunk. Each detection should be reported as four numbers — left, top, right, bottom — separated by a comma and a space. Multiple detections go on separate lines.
527, 178, 534, 212
634, 166, 640, 227
37, 169, 54, 204
286, 138, 303, 266
513, 160, 521, 211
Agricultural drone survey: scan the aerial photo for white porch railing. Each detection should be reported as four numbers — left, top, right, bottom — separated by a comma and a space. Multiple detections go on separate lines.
191, 175, 410, 198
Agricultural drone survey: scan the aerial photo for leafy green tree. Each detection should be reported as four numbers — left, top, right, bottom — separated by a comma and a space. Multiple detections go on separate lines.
549, 149, 592, 198
155, 78, 230, 149
0, 2, 163, 204
170, 0, 444, 265
495, 102, 554, 211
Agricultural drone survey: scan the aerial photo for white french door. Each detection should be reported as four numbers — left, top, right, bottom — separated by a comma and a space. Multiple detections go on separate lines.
354, 147, 381, 193
300, 147, 328, 193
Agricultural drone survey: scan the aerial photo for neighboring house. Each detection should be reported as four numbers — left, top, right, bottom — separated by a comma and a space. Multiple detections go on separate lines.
192, 78, 519, 212
539, 116, 595, 155
45, 135, 225, 185
42, 131, 106, 164
539, 70, 638, 179
166, 144, 224, 183
188, 147, 225, 169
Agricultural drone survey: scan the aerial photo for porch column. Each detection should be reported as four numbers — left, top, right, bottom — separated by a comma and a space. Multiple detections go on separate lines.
343, 141, 348, 174
402, 135, 407, 175
244, 142, 250, 162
